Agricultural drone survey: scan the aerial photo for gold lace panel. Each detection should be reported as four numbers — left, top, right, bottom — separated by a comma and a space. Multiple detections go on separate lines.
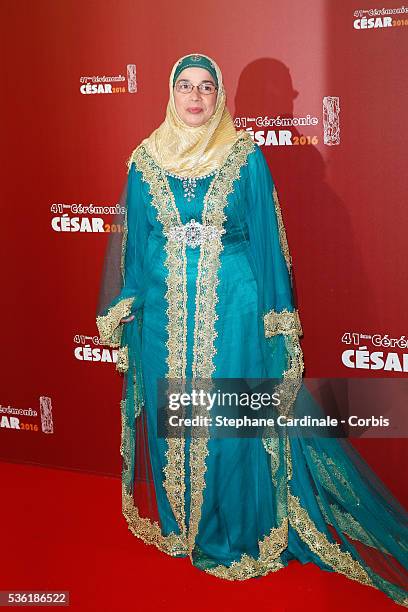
264, 308, 303, 338
96, 297, 135, 347
116, 345, 129, 373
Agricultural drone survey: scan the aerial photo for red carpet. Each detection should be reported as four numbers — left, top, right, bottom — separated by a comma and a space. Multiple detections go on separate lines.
0, 460, 400, 611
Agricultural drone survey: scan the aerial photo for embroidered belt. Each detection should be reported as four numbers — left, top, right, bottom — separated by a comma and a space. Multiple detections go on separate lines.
167, 219, 226, 248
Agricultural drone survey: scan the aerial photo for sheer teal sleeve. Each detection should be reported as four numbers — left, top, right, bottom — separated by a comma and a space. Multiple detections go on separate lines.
96, 162, 151, 351
245, 143, 304, 389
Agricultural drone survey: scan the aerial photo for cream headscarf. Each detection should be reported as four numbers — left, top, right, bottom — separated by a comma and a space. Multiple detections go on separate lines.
137, 53, 244, 178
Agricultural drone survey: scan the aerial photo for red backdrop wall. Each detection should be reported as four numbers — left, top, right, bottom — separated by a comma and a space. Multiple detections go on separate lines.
2, 0, 407, 506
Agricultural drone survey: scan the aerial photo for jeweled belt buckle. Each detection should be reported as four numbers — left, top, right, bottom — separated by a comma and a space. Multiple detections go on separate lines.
168, 219, 225, 248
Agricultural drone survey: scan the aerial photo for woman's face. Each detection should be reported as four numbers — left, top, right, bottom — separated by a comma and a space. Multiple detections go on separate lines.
173, 67, 217, 127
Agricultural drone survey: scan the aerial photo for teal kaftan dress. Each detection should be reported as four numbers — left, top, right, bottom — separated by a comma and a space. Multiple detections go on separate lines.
96, 131, 408, 607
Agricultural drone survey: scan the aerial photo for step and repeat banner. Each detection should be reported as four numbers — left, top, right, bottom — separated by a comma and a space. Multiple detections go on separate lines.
2, 0, 407, 502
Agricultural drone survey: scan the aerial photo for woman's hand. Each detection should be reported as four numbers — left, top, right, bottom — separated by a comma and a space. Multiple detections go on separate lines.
120, 315, 135, 324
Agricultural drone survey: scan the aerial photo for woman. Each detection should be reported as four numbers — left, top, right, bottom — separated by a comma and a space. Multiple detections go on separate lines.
96, 53, 408, 606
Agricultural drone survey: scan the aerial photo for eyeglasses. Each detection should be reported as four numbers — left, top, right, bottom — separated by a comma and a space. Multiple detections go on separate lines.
175, 79, 217, 95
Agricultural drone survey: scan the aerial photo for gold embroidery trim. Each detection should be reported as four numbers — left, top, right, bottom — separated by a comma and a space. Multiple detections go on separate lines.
271, 333, 304, 419
282, 333, 304, 378
272, 186, 292, 274
288, 492, 374, 587
133, 357, 143, 419
116, 345, 129, 373
264, 432, 292, 485
205, 518, 288, 580
264, 308, 303, 338
96, 297, 135, 347
122, 483, 188, 557
120, 203, 128, 284
317, 498, 389, 554
286, 434, 293, 480
308, 446, 360, 506
269, 437, 280, 486
205, 556, 284, 580
119, 401, 126, 460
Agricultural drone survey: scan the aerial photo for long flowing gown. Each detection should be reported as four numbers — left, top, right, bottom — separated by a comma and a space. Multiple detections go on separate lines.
96, 131, 408, 607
